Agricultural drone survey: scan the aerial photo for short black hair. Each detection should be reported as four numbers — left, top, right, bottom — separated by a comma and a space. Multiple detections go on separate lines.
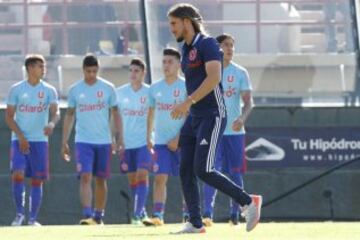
216, 33, 235, 44
25, 54, 45, 72
130, 58, 146, 71
82, 54, 99, 68
163, 47, 181, 60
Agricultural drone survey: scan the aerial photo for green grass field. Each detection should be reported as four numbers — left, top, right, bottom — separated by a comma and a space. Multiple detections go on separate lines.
1, 222, 360, 240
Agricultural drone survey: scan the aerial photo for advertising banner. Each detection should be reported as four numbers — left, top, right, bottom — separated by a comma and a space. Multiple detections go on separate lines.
246, 127, 360, 168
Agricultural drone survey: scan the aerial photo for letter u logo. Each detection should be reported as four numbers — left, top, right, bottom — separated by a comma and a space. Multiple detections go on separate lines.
38, 91, 44, 98
173, 89, 180, 97
97, 91, 103, 98
189, 49, 197, 61
227, 75, 234, 83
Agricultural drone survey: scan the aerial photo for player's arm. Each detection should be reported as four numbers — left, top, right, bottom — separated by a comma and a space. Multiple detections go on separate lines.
232, 90, 254, 132
61, 107, 75, 161
44, 103, 60, 136
189, 60, 222, 103
5, 105, 29, 154
147, 107, 155, 151
171, 61, 221, 119
240, 90, 254, 122
167, 134, 180, 152
111, 106, 124, 153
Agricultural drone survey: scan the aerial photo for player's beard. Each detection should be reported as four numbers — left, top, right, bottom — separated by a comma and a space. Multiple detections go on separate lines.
176, 36, 184, 42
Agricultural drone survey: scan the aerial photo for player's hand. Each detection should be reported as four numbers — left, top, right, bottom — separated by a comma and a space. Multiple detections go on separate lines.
232, 117, 245, 132
152, 162, 159, 173
171, 100, 191, 120
18, 135, 30, 154
62, 143, 71, 162
111, 142, 116, 154
120, 161, 128, 173
119, 150, 128, 173
147, 138, 154, 151
116, 139, 125, 156
43, 122, 55, 136
167, 138, 179, 152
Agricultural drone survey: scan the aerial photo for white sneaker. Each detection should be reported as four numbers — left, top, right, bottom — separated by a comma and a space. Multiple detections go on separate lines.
28, 220, 42, 226
243, 195, 262, 232
171, 222, 206, 234
11, 214, 24, 226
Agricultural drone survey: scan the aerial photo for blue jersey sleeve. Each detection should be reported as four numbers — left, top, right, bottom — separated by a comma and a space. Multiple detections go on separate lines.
67, 87, 76, 108
148, 85, 155, 108
6, 86, 18, 106
48, 87, 59, 105
239, 68, 252, 92
201, 37, 222, 63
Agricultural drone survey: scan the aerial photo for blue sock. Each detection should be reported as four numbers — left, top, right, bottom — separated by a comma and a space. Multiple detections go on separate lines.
130, 183, 137, 204
135, 180, 148, 217
12, 178, 25, 215
94, 209, 104, 223
130, 183, 137, 217
29, 181, 43, 221
203, 183, 217, 218
153, 202, 164, 219
140, 208, 147, 218
230, 173, 243, 216
82, 206, 93, 218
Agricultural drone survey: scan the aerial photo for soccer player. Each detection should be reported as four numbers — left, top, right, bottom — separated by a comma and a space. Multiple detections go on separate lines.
117, 58, 151, 225
202, 33, 254, 227
6, 54, 60, 226
167, 3, 262, 233
143, 48, 187, 226
61, 54, 121, 225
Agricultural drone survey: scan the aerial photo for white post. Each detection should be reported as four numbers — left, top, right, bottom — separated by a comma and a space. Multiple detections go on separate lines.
355, 0, 360, 49
58, 65, 63, 98
22, 65, 26, 80
339, 64, 346, 92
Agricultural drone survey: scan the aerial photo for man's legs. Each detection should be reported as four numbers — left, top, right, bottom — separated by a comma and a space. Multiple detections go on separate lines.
127, 172, 139, 223
10, 141, 26, 226
76, 143, 95, 223
94, 177, 107, 224
228, 172, 243, 224
123, 148, 138, 222
193, 116, 261, 232
28, 142, 49, 226
146, 145, 176, 225
179, 136, 202, 229
29, 179, 43, 225
225, 135, 246, 225
172, 138, 206, 234
134, 168, 149, 219
134, 146, 151, 222
202, 141, 223, 226
11, 171, 25, 226
80, 173, 93, 219
152, 174, 168, 219
92, 144, 111, 224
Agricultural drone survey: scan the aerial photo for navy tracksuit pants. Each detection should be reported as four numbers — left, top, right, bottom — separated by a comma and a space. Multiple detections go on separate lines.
179, 115, 252, 228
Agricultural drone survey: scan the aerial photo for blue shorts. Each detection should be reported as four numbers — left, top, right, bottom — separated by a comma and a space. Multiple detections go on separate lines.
10, 140, 49, 180
120, 145, 151, 173
215, 135, 246, 174
75, 142, 112, 179
152, 145, 180, 176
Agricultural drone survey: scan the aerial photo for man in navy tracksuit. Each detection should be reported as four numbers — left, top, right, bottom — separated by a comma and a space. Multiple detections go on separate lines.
168, 3, 262, 234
